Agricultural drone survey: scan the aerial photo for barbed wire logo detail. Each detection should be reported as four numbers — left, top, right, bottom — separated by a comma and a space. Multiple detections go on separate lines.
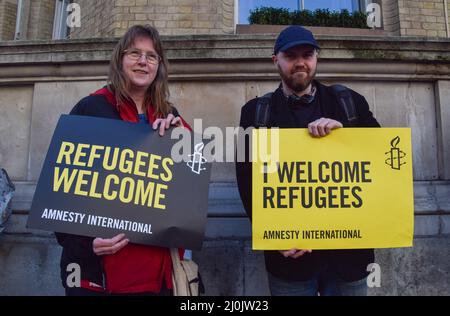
385, 136, 406, 170
187, 143, 207, 175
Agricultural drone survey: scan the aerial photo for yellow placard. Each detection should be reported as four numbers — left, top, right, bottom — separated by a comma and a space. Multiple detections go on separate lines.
252, 128, 414, 250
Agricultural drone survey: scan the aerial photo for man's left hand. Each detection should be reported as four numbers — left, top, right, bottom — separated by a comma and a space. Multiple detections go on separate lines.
308, 117, 343, 137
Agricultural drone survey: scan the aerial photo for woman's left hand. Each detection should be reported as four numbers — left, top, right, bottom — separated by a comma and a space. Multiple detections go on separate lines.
152, 113, 184, 136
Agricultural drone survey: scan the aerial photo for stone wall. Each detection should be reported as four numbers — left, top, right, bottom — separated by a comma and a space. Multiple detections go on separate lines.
0, 0, 17, 40
398, 0, 449, 37
2, 1, 450, 42
114, 0, 235, 36
70, 0, 235, 39
1, 233, 449, 296
69, 0, 115, 39
68, 0, 448, 38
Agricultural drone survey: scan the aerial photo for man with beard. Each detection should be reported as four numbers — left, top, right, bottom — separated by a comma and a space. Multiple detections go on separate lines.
235, 26, 380, 296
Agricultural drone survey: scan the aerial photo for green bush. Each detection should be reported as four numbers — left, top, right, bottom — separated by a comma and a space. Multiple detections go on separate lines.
249, 7, 292, 25
249, 7, 369, 29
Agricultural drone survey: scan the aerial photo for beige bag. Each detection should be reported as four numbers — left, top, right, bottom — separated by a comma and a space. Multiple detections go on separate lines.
170, 248, 200, 296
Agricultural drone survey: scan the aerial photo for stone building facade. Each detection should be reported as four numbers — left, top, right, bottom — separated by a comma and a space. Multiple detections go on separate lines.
0, 0, 449, 296
1, 34, 450, 296
0, 0, 449, 40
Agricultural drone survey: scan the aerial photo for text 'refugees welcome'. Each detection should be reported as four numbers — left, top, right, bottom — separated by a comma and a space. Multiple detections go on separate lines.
53, 141, 174, 210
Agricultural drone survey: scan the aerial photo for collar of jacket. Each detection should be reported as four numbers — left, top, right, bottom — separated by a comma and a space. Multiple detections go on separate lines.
90, 86, 157, 124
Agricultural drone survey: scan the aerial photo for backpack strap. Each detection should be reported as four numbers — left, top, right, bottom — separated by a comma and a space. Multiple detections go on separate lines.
255, 92, 273, 128
330, 85, 359, 127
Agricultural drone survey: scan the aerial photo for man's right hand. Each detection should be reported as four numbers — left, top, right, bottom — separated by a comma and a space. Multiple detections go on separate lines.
308, 117, 343, 137
93, 233, 129, 256
279, 249, 312, 259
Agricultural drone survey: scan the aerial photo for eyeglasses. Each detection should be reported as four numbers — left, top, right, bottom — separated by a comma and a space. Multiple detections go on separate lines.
124, 49, 161, 65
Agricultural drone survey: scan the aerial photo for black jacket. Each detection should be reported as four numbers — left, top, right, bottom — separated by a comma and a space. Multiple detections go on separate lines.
235, 81, 380, 282
55, 95, 180, 289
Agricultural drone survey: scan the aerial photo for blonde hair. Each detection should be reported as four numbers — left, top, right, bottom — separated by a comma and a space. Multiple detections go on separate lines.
108, 25, 171, 117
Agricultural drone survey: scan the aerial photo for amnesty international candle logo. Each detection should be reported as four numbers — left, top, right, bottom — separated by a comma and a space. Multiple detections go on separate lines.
187, 143, 207, 175
385, 136, 407, 170
27, 115, 212, 250
252, 128, 414, 250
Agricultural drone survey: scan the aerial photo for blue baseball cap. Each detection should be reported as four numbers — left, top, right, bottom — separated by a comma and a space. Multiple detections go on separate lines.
274, 25, 320, 55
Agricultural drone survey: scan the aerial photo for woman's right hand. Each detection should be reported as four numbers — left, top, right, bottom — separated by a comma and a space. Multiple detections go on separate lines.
93, 233, 129, 256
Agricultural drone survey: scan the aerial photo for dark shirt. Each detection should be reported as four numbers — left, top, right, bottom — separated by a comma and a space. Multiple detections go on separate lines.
286, 94, 322, 128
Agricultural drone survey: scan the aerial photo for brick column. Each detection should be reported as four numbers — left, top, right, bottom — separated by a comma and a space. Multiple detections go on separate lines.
398, 0, 448, 37
0, 0, 18, 41
382, 0, 401, 36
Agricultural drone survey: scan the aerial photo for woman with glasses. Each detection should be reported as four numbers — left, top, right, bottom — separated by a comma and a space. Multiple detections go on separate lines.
55, 25, 190, 296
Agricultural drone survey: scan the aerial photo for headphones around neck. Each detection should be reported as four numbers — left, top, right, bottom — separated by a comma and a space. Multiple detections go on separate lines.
288, 92, 315, 105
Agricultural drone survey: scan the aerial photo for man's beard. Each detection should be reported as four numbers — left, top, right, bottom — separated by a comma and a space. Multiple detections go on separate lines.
278, 65, 316, 94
